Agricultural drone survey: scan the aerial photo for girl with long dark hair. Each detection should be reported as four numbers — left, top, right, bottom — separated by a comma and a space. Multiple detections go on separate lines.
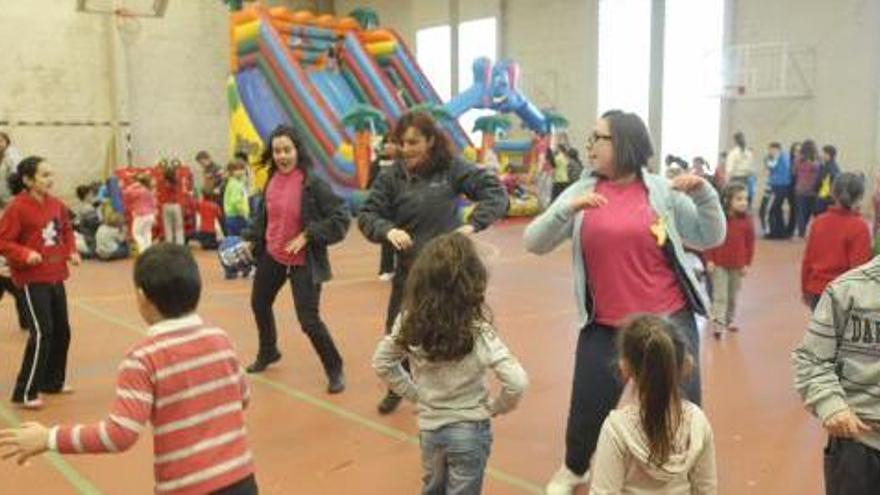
0, 156, 80, 409
589, 315, 717, 493
243, 126, 350, 394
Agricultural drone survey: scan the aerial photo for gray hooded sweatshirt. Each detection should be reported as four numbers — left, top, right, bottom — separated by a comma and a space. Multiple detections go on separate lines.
792, 255, 880, 451
589, 402, 717, 494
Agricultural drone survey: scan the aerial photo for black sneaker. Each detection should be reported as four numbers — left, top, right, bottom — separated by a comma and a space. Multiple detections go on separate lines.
327, 370, 346, 394
246, 351, 282, 373
377, 390, 402, 415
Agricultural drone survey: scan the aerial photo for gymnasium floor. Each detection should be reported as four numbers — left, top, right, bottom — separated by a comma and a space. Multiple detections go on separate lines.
0, 220, 824, 494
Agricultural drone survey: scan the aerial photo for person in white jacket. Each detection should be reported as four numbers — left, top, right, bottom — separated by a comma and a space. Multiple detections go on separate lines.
726, 131, 756, 208
590, 314, 717, 494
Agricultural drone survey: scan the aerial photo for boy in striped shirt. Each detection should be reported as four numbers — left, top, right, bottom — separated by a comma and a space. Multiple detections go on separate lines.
0, 243, 257, 494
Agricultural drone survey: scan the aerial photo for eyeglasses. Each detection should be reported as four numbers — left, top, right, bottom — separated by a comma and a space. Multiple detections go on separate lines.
586, 131, 613, 147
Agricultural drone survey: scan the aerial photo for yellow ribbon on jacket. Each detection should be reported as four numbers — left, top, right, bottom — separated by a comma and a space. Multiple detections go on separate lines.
650, 216, 668, 247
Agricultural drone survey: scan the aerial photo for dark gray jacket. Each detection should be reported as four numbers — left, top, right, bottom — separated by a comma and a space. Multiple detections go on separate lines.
357, 157, 508, 267
244, 169, 350, 284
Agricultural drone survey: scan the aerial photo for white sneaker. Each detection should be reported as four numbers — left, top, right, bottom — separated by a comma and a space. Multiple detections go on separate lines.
545, 465, 589, 495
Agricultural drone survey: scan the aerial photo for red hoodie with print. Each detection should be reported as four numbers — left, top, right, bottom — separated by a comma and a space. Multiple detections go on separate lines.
0, 192, 75, 286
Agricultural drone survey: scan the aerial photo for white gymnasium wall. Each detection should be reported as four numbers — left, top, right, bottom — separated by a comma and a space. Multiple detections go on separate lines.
722, 0, 880, 178
0, 2, 114, 197
0, 0, 319, 199
121, 1, 230, 171
504, 0, 598, 149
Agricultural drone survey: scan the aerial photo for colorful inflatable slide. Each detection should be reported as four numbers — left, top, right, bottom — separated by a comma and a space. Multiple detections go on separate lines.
228, 5, 472, 198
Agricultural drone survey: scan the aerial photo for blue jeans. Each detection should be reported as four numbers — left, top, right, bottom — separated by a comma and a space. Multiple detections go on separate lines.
795, 194, 816, 237
420, 420, 492, 495
225, 215, 248, 237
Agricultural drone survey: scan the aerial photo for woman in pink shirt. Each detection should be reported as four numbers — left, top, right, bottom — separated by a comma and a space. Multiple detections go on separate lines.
524, 110, 725, 494
123, 173, 156, 254
242, 126, 350, 394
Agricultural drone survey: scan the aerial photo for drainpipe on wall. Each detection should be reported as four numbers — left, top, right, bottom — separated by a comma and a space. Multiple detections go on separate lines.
648, 0, 665, 172
104, 14, 123, 173
718, 0, 736, 157
450, 0, 460, 97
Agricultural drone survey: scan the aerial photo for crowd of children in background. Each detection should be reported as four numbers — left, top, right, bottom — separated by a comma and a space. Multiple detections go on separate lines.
54, 150, 268, 284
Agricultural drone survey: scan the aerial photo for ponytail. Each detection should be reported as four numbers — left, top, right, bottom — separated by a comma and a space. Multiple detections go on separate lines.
619, 315, 687, 467
637, 333, 682, 466
832, 172, 865, 211
8, 156, 43, 195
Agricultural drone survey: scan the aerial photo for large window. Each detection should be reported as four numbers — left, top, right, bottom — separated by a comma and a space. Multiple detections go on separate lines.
597, 0, 652, 121
416, 25, 452, 102
457, 18, 497, 92
416, 17, 497, 144
457, 17, 497, 142
661, 0, 724, 168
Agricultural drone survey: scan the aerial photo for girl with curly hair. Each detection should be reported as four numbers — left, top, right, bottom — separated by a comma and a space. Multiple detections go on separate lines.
372, 232, 527, 494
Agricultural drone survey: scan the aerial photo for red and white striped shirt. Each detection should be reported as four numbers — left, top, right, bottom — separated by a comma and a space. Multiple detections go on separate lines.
48, 315, 254, 495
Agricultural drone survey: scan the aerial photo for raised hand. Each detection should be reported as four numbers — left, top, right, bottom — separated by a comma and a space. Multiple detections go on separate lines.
569, 193, 608, 212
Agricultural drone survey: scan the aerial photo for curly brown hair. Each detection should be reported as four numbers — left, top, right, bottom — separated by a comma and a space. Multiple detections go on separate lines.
396, 233, 492, 362
391, 111, 454, 173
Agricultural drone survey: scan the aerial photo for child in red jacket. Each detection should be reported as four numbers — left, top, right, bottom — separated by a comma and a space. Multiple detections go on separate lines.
705, 182, 755, 338
0, 157, 80, 409
802, 172, 871, 310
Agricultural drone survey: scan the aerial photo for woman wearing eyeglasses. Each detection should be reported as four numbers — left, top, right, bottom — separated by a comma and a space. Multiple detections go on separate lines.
524, 110, 725, 494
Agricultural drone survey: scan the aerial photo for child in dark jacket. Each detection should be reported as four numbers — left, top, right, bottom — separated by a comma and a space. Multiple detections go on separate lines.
705, 182, 755, 338
801, 172, 872, 310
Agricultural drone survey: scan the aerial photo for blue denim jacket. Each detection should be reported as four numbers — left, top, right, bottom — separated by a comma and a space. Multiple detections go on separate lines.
523, 170, 726, 329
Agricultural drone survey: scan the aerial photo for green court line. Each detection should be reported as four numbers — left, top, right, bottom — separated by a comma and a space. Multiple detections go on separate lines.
73, 301, 543, 494
0, 402, 102, 494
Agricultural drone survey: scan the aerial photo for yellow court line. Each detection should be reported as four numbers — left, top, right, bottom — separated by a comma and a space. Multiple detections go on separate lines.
73, 235, 507, 305
71, 300, 543, 494
72, 274, 386, 304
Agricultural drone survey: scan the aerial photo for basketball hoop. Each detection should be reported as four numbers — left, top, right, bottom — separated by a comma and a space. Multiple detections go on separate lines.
114, 7, 142, 34
76, 0, 169, 18
114, 7, 134, 18
721, 84, 746, 99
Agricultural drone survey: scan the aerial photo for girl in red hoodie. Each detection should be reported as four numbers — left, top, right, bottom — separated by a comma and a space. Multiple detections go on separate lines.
0, 157, 79, 409
801, 172, 871, 310
705, 182, 755, 338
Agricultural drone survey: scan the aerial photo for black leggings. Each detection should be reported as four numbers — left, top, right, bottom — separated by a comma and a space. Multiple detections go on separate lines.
564, 309, 701, 475
383, 263, 411, 380
379, 242, 395, 275
250, 254, 342, 376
